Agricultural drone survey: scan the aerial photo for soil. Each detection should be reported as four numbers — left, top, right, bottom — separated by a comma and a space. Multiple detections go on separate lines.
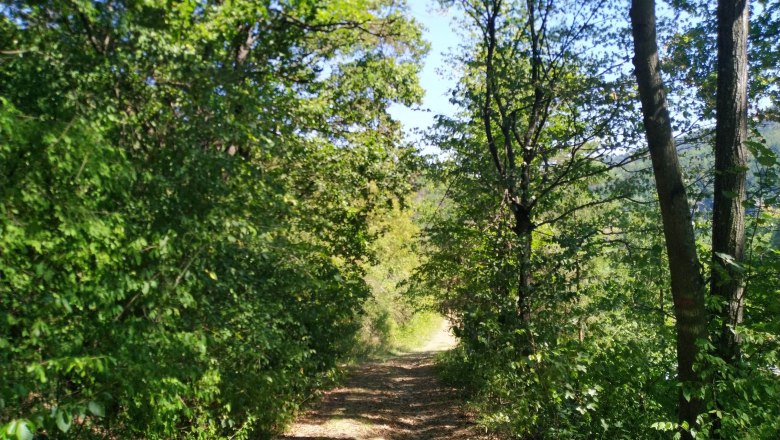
279, 320, 492, 440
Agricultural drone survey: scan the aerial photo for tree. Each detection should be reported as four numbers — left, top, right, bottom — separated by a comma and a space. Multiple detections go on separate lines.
411, 0, 778, 437
630, 0, 708, 433
0, 1, 424, 437
445, 0, 638, 349
631, 0, 759, 435
711, 0, 749, 365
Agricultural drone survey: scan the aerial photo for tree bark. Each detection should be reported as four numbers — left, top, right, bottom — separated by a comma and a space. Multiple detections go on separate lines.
630, 0, 708, 435
712, 0, 749, 364
517, 230, 533, 325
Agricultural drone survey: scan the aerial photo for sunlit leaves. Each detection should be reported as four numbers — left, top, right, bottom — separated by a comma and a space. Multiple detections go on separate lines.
0, 0, 423, 437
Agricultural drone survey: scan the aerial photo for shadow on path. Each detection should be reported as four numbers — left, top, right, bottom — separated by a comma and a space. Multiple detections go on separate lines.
280, 330, 491, 440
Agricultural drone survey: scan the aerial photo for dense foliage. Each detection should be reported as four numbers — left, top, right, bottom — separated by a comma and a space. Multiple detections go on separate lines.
412, 0, 780, 439
0, 1, 424, 438
357, 199, 444, 356
2, 0, 778, 439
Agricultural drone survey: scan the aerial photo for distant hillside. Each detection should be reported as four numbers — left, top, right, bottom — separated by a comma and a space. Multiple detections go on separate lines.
762, 122, 780, 151
612, 122, 779, 213
683, 122, 779, 210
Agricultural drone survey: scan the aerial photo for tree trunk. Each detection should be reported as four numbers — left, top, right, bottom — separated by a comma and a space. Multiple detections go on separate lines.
630, 0, 708, 435
712, 0, 749, 364
518, 230, 533, 323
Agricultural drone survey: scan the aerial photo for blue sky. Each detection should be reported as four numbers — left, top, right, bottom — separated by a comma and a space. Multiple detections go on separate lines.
388, 1, 460, 151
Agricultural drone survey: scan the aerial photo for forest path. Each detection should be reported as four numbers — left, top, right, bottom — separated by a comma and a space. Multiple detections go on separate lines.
280, 320, 492, 440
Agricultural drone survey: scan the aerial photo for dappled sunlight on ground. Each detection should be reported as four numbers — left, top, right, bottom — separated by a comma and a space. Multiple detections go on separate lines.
280, 322, 491, 440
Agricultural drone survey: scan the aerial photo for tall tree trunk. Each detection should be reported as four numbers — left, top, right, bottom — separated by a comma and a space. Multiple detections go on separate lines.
630, 0, 708, 435
712, 0, 749, 364
517, 229, 533, 325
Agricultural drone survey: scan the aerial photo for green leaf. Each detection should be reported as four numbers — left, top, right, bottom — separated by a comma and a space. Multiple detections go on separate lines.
757, 154, 777, 167
88, 400, 105, 418
56, 409, 72, 432
5, 420, 18, 436
746, 139, 778, 166
651, 421, 677, 431
14, 421, 33, 440
715, 252, 744, 272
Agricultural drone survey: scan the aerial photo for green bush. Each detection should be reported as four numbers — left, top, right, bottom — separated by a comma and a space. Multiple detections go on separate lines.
0, 1, 424, 438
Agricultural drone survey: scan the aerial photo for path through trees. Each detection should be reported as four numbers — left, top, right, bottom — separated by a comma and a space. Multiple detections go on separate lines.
281, 321, 491, 440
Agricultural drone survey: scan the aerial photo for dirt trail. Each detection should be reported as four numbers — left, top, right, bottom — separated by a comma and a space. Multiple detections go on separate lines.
280, 320, 491, 440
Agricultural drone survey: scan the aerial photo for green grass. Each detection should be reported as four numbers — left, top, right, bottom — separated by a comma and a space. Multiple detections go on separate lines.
351, 308, 446, 360
390, 311, 445, 353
